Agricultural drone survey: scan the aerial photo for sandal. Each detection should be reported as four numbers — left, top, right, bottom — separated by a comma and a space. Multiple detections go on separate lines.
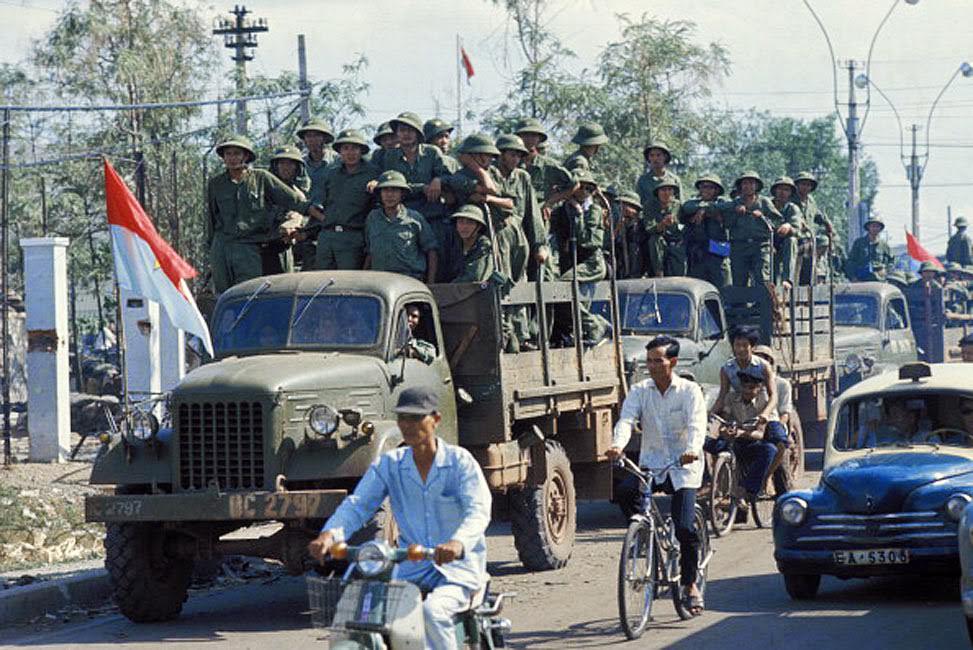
683, 591, 705, 617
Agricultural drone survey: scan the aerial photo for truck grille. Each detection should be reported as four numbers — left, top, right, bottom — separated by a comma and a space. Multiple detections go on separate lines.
177, 401, 264, 490
797, 511, 954, 544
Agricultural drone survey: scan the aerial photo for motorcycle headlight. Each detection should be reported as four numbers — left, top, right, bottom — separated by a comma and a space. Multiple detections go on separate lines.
308, 404, 340, 436
946, 494, 972, 521
780, 497, 807, 526
843, 353, 862, 373
129, 412, 159, 443
356, 541, 392, 577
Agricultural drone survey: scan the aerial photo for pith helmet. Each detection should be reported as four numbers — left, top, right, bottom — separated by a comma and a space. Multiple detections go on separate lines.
955, 216, 969, 228
495, 133, 529, 154
571, 122, 609, 146
886, 271, 907, 287
423, 118, 454, 142
215, 135, 256, 163
332, 128, 370, 154
946, 261, 962, 272
375, 170, 410, 191
734, 171, 764, 193
450, 203, 488, 227
296, 118, 335, 142
456, 133, 500, 156
694, 173, 725, 195
643, 141, 672, 163
618, 190, 642, 210
770, 176, 797, 193
863, 215, 885, 230
373, 121, 394, 145
573, 167, 598, 187
653, 179, 680, 196
269, 144, 305, 166
389, 112, 425, 139
794, 171, 818, 190
919, 261, 943, 274
815, 233, 830, 249
515, 117, 548, 142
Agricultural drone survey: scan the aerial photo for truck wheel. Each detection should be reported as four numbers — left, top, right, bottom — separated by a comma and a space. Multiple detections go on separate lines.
104, 522, 194, 623
783, 573, 820, 600
788, 415, 805, 481
510, 440, 576, 571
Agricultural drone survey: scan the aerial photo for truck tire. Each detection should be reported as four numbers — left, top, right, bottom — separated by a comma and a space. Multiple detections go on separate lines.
510, 440, 576, 571
104, 522, 193, 623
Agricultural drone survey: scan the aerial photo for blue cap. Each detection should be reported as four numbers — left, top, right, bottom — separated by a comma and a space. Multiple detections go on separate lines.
737, 368, 764, 384
394, 386, 440, 415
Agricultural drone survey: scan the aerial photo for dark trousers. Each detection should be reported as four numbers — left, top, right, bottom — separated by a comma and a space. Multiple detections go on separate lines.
735, 438, 778, 495
647, 476, 699, 587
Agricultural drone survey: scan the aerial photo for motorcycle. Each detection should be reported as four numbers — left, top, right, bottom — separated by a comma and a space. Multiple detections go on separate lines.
307, 540, 511, 649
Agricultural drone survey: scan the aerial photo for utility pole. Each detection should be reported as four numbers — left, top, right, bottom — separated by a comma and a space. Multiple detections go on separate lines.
1, 108, 9, 466
845, 61, 862, 248
297, 35, 310, 123
455, 34, 463, 139
907, 123, 922, 240
947, 205, 952, 241
213, 5, 268, 135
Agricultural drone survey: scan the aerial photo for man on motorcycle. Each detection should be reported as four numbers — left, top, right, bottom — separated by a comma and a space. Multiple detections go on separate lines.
308, 386, 492, 650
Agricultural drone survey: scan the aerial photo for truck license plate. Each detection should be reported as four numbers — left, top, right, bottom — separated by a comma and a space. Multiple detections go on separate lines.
833, 548, 910, 565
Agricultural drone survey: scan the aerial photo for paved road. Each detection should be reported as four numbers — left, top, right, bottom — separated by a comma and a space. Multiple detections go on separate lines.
2, 484, 970, 649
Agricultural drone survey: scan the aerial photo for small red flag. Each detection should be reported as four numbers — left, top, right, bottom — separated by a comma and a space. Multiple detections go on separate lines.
905, 229, 944, 269
460, 47, 475, 83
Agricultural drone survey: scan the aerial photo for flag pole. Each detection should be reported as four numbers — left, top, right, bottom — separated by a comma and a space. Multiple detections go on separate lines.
456, 34, 462, 139
104, 158, 130, 438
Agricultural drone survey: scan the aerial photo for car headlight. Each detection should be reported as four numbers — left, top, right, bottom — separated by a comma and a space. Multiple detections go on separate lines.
356, 541, 392, 577
843, 353, 862, 373
308, 404, 340, 436
946, 494, 972, 521
779, 497, 808, 526
129, 411, 159, 443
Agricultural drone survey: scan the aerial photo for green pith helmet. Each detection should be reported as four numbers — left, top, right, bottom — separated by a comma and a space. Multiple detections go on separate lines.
946, 261, 963, 272
618, 190, 642, 210
269, 144, 305, 166
733, 171, 764, 193
373, 121, 394, 145
904, 270, 918, 283
794, 171, 818, 190
332, 128, 370, 154
643, 141, 672, 162
653, 179, 680, 196
515, 117, 548, 142
215, 136, 256, 163
694, 173, 725, 195
863, 215, 885, 230
456, 133, 500, 156
450, 203, 488, 227
573, 167, 597, 187
770, 176, 797, 193
375, 170, 410, 191
495, 133, 529, 154
955, 215, 969, 228
389, 112, 425, 139
815, 233, 830, 249
919, 260, 944, 274
571, 121, 609, 146
886, 271, 906, 286
296, 118, 335, 142
422, 118, 453, 142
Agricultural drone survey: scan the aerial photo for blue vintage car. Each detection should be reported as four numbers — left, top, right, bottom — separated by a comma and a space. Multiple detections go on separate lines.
958, 502, 973, 642
774, 362, 973, 599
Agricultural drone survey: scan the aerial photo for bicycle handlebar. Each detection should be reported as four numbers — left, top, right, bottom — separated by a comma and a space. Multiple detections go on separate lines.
614, 456, 683, 486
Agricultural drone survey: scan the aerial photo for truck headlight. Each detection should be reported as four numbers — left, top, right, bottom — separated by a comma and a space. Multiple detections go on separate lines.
356, 541, 392, 577
129, 411, 159, 443
842, 353, 861, 373
780, 497, 807, 526
947, 494, 972, 521
308, 404, 340, 436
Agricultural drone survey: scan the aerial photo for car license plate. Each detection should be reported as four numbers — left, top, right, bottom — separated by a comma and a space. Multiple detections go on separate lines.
833, 548, 910, 565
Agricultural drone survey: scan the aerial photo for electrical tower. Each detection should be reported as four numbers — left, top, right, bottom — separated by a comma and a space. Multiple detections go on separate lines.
213, 5, 268, 135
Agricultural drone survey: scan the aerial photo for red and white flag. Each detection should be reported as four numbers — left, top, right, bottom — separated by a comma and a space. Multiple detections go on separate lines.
905, 229, 944, 270
460, 46, 475, 84
104, 159, 213, 355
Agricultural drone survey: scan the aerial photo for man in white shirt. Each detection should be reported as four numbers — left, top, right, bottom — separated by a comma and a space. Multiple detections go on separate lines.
607, 335, 708, 616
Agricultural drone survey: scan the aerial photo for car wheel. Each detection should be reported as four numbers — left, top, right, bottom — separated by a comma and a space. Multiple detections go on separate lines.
783, 573, 820, 600
966, 615, 973, 645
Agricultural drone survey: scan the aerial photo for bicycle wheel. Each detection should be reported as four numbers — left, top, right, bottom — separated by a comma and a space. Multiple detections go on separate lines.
617, 519, 657, 640
750, 490, 777, 529
708, 454, 737, 537
672, 507, 710, 621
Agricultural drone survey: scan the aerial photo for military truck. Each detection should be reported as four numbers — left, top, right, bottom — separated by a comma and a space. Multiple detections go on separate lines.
85, 271, 624, 622
833, 282, 917, 393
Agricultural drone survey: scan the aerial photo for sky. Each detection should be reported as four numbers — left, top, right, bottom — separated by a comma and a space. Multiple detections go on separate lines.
2, 0, 972, 253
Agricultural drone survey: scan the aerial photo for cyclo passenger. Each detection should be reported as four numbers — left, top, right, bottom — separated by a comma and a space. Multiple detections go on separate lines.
308, 387, 492, 650
607, 335, 707, 617
709, 325, 777, 424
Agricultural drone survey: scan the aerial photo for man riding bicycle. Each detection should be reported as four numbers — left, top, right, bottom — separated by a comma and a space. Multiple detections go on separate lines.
307, 386, 492, 650
607, 335, 708, 617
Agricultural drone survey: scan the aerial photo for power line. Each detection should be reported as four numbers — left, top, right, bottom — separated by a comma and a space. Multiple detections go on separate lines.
0, 89, 303, 113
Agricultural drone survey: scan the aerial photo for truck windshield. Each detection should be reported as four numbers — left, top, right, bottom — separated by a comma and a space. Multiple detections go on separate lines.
832, 392, 973, 451
835, 294, 879, 327
618, 291, 692, 334
212, 294, 382, 353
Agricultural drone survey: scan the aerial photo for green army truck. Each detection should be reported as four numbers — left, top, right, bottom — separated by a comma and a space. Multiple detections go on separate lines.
85, 271, 624, 622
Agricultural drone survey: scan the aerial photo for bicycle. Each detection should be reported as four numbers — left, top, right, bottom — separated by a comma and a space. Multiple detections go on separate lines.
615, 456, 713, 640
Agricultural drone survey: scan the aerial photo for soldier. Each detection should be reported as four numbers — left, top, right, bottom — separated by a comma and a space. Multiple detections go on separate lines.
944, 262, 969, 317
616, 191, 645, 279
265, 145, 309, 274
450, 204, 494, 283
912, 261, 944, 289
563, 121, 609, 175
369, 121, 398, 167
722, 172, 783, 288
645, 179, 685, 277
636, 141, 683, 223
515, 117, 576, 222
312, 129, 380, 271
769, 176, 805, 290
363, 170, 438, 282
845, 216, 894, 281
813, 234, 836, 285
947, 216, 973, 266
296, 118, 337, 205
423, 119, 454, 157
495, 134, 550, 280
793, 171, 833, 237
681, 174, 730, 288
207, 136, 321, 294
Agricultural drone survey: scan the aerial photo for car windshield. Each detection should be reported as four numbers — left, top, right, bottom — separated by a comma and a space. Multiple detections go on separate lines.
618, 290, 692, 333
832, 392, 973, 451
212, 294, 383, 354
835, 294, 879, 327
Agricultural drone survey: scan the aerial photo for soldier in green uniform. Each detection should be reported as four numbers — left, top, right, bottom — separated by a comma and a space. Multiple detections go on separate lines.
363, 170, 439, 282
722, 172, 783, 287
681, 174, 730, 287
644, 179, 685, 277
312, 129, 380, 271
206, 136, 321, 294
944, 262, 970, 317
616, 191, 644, 279
296, 118, 337, 205
450, 204, 494, 283
369, 122, 398, 166
845, 216, 894, 281
495, 134, 550, 280
423, 119, 455, 159
563, 122, 609, 175
813, 234, 837, 285
947, 216, 973, 266
912, 261, 944, 289
769, 176, 805, 289
265, 145, 309, 274
793, 171, 834, 285
515, 117, 576, 222
636, 141, 683, 223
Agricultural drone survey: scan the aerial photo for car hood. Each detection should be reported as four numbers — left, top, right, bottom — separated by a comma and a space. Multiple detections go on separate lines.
823, 452, 973, 513
833, 327, 881, 354
622, 334, 700, 369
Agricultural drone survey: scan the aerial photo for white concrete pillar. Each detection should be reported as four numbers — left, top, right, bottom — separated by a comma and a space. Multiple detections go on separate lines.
120, 289, 161, 409
20, 237, 71, 462
159, 313, 185, 391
